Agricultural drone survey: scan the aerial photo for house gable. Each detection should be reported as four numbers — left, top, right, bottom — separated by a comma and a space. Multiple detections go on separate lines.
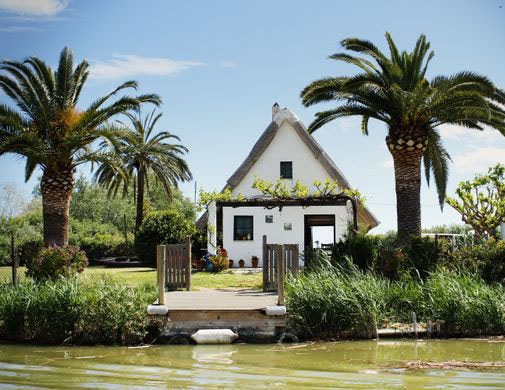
224, 107, 379, 229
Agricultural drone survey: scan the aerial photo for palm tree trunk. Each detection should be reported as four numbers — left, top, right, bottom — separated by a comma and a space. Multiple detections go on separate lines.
40, 169, 74, 247
135, 169, 145, 232
387, 132, 427, 246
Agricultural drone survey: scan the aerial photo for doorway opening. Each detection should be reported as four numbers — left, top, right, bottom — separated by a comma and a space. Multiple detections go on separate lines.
304, 214, 336, 252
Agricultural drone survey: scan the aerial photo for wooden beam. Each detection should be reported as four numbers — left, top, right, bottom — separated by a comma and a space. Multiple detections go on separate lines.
216, 197, 348, 208
157, 245, 166, 305
262, 235, 268, 291
277, 244, 285, 306
185, 236, 191, 291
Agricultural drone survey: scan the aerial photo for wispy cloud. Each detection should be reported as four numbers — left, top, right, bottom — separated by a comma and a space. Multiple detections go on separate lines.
0, 0, 69, 16
0, 25, 41, 32
89, 54, 203, 80
219, 61, 237, 68
438, 124, 503, 144
453, 147, 505, 174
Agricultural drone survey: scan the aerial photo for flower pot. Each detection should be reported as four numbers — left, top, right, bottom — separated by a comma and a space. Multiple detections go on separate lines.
251, 256, 259, 268
229, 259, 234, 268
239, 259, 245, 268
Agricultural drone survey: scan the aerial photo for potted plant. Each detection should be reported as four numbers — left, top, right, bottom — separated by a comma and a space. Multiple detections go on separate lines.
239, 259, 245, 268
251, 255, 259, 268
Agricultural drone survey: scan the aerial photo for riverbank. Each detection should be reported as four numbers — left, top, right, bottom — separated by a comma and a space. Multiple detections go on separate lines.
285, 266, 505, 340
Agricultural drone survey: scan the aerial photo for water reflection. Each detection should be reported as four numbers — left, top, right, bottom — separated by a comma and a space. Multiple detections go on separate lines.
0, 340, 504, 388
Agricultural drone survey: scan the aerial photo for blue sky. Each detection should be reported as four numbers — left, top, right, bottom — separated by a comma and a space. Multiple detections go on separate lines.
0, 0, 504, 233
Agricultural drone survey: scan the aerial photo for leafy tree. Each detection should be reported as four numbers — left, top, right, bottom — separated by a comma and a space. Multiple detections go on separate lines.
0, 47, 161, 246
300, 33, 505, 244
95, 108, 192, 232
446, 164, 505, 237
70, 176, 136, 233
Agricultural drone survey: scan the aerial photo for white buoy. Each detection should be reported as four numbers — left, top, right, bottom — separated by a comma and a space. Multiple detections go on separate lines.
266, 306, 287, 316
191, 329, 238, 344
147, 304, 169, 315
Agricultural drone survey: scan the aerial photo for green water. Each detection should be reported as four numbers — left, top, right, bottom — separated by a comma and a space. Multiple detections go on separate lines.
0, 339, 504, 389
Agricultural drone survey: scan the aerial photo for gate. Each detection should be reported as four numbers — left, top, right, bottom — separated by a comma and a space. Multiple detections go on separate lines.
156, 237, 191, 304
262, 235, 300, 292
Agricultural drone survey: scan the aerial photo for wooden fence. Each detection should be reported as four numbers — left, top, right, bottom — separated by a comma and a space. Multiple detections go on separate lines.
156, 237, 191, 305
262, 235, 300, 300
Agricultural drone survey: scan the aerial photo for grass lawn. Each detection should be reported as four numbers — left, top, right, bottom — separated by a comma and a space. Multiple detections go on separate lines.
0, 266, 262, 290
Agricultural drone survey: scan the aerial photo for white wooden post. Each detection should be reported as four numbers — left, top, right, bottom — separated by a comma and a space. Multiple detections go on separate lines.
207, 201, 217, 255
500, 222, 505, 241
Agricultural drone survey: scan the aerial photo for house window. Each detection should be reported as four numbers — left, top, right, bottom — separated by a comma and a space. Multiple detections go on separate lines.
234, 216, 254, 241
280, 161, 293, 179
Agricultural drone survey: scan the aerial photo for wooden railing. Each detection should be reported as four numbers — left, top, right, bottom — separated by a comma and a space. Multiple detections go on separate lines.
156, 237, 191, 305
262, 235, 300, 302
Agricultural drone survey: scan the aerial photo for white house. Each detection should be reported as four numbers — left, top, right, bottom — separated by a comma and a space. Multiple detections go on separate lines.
202, 104, 379, 267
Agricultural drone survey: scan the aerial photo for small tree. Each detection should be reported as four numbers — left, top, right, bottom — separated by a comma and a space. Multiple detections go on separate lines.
446, 164, 505, 237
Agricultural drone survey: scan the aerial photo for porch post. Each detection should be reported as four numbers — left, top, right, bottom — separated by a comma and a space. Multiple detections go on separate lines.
207, 201, 217, 255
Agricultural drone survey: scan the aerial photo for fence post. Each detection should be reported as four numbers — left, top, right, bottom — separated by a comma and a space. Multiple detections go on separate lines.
262, 235, 268, 291
186, 236, 192, 291
11, 232, 17, 287
278, 244, 285, 306
157, 245, 166, 305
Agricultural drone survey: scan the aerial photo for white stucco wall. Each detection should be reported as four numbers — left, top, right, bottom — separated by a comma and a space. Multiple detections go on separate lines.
231, 118, 341, 197
222, 205, 351, 267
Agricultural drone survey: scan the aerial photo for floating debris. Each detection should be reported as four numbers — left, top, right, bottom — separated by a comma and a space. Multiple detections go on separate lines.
389, 360, 505, 371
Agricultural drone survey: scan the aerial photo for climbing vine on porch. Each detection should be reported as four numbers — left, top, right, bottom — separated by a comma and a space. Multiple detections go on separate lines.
198, 177, 366, 210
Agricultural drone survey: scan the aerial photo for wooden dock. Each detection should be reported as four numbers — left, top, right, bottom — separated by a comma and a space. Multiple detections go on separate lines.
150, 242, 291, 343
150, 289, 287, 343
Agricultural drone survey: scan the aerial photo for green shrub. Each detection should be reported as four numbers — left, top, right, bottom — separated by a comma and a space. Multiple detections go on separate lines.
331, 232, 377, 270
17, 240, 42, 266
425, 270, 505, 335
373, 234, 407, 280
135, 210, 196, 265
26, 245, 88, 281
404, 236, 448, 280
0, 277, 156, 344
208, 250, 229, 273
77, 234, 133, 261
448, 239, 505, 285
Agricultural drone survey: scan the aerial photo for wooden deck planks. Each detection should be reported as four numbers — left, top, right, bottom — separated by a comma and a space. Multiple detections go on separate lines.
163, 289, 278, 310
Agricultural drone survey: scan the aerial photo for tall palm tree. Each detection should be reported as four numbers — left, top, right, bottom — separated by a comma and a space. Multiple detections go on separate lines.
0, 47, 161, 247
94, 108, 192, 232
300, 33, 505, 245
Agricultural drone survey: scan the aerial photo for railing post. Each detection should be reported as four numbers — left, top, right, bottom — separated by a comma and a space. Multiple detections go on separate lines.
185, 236, 192, 291
277, 244, 285, 306
262, 235, 268, 291
157, 245, 166, 305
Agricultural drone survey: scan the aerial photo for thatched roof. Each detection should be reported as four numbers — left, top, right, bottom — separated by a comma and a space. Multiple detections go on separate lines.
197, 107, 380, 230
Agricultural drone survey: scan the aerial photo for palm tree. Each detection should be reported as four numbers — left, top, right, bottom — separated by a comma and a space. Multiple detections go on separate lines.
0, 47, 161, 247
300, 33, 505, 245
94, 108, 192, 232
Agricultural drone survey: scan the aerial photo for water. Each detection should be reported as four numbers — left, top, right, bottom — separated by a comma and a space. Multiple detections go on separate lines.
0, 339, 504, 389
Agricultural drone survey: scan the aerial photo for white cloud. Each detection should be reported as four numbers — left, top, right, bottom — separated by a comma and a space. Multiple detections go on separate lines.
0, 25, 40, 32
438, 124, 503, 144
219, 61, 237, 68
0, 0, 68, 16
89, 54, 204, 80
453, 147, 505, 174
